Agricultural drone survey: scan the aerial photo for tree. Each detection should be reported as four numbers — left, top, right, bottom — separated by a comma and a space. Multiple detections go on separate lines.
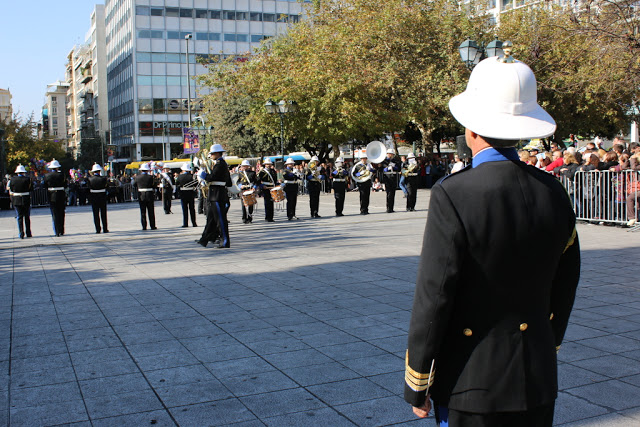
1, 114, 65, 173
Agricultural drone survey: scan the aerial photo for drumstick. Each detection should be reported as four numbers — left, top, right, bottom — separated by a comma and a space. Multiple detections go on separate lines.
424, 359, 435, 397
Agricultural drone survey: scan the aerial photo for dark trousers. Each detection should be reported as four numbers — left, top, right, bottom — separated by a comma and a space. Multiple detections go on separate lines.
211, 200, 230, 247
198, 191, 205, 214
385, 186, 396, 212
284, 185, 298, 219
181, 195, 197, 226
262, 189, 274, 221
359, 183, 371, 213
163, 189, 173, 214
200, 203, 219, 244
15, 205, 31, 238
308, 182, 321, 216
406, 182, 417, 210
91, 200, 108, 232
333, 183, 346, 215
435, 403, 554, 427
49, 200, 65, 235
138, 199, 156, 229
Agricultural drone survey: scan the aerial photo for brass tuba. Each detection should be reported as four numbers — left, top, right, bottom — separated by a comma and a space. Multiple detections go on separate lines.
401, 163, 418, 177
351, 163, 372, 183
307, 159, 321, 181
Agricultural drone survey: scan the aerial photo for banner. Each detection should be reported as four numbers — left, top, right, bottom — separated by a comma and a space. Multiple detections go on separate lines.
183, 128, 200, 154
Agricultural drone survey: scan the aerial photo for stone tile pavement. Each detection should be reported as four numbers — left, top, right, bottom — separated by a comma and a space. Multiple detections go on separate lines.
0, 189, 639, 426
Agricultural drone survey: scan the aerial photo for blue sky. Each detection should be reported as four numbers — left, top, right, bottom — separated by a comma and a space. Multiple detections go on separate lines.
0, 1, 100, 121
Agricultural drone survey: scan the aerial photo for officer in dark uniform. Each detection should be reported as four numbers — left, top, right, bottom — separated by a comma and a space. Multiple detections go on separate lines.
9, 165, 32, 239
352, 154, 373, 215
305, 155, 323, 218
176, 163, 197, 227
197, 144, 232, 248
256, 158, 278, 222
135, 163, 157, 230
403, 153, 419, 211
331, 157, 349, 216
282, 158, 299, 220
44, 159, 66, 237
405, 49, 580, 426
160, 165, 175, 214
238, 160, 257, 223
381, 148, 401, 213
88, 163, 109, 234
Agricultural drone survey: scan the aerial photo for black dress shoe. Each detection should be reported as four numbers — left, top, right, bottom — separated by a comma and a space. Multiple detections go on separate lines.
336, 213, 344, 217
196, 240, 207, 247
181, 225, 188, 228
96, 231, 101, 234
193, 224, 198, 227
142, 228, 147, 231
266, 219, 274, 222
104, 230, 109, 233
150, 227, 157, 230
26, 234, 32, 238
19, 235, 24, 239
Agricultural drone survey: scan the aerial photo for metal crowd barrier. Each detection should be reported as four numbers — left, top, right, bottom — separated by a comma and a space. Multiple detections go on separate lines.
559, 170, 639, 227
30, 188, 50, 208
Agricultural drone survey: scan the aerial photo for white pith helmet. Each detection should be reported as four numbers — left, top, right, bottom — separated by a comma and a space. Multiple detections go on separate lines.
209, 144, 226, 153
263, 158, 273, 165
139, 163, 151, 171
49, 159, 61, 169
241, 159, 251, 167
407, 153, 416, 159
181, 163, 193, 171
91, 163, 103, 172
386, 148, 395, 154
285, 158, 295, 165
15, 165, 27, 173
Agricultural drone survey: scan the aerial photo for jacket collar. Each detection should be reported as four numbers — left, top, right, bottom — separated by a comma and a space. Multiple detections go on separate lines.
472, 147, 519, 168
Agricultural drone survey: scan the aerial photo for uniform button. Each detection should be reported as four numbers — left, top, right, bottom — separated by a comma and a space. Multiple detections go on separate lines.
549, 313, 554, 320
519, 323, 528, 331
463, 328, 473, 337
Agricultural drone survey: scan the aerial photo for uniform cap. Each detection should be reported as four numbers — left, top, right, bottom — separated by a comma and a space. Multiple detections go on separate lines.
49, 159, 61, 169
139, 163, 151, 171
285, 158, 295, 165
209, 144, 226, 153
311, 156, 319, 162
181, 163, 193, 171
91, 163, 103, 172
386, 148, 395, 154
407, 153, 416, 159
336, 157, 344, 163
241, 159, 251, 166
263, 157, 273, 165
15, 165, 27, 173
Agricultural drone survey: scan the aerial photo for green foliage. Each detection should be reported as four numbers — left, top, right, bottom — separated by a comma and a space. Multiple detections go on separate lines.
77, 133, 105, 170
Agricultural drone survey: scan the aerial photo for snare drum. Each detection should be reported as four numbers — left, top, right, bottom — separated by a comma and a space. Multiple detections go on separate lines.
241, 190, 257, 207
270, 186, 285, 202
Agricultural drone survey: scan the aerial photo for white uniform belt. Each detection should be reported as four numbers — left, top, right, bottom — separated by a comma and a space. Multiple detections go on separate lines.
209, 181, 226, 186
407, 173, 418, 176
333, 179, 346, 182
138, 188, 153, 192
283, 180, 297, 184
90, 189, 106, 193
11, 192, 30, 196
48, 187, 64, 191
384, 172, 396, 175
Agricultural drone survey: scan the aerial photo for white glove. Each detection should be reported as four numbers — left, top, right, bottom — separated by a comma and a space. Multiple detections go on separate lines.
198, 170, 207, 180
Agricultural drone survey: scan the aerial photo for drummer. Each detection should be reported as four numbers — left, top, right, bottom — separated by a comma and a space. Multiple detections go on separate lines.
256, 158, 278, 222
238, 160, 257, 224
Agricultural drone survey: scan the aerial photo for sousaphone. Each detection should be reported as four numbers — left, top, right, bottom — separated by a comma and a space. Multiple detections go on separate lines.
366, 140, 387, 164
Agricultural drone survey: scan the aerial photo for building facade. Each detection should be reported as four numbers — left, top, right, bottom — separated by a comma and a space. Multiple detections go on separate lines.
105, 0, 310, 164
0, 88, 12, 122
42, 82, 70, 149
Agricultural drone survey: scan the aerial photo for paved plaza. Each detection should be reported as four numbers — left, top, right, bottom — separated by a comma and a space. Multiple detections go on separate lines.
0, 189, 639, 426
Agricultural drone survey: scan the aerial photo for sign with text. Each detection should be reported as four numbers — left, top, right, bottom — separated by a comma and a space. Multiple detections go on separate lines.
183, 128, 200, 154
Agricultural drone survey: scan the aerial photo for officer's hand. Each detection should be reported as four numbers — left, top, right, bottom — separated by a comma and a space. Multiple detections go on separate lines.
412, 396, 431, 418
198, 170, 207, 180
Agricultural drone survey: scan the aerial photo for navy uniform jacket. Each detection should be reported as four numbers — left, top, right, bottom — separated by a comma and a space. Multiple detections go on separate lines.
44, 171, 66, 203
9, 175, 32, 206
88, 176, 108, 203
282, 168, 299, 188
239, 170, 257, 190
405, 147, 580, 413
135, 173, 156, 202
332, 167, 349, 189
381, 156, 401, 186
176, 172, 196, 199
204, 158, 232, 202
257, 168, 277, 189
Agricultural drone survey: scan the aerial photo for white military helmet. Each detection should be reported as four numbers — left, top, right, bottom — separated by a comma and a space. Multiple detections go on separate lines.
263, 157, 273, 165
15, 164, 27, 174
49, 159, 61, 169
156, 161, 164, 168
241, 159, 251, 167
209, 143, 226, 153
336, 157, 344, 163
181, 163, 193, 171
386, 148, 395, 154
407, 153, 416, 159
310, 155, 319, 162
91, 163, 103, 172
360, 152, 368, 158
285, 158, 295, 165
139, 163, 151, 171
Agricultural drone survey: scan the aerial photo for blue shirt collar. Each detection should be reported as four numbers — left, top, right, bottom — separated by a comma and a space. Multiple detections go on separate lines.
472, 147, 519, 168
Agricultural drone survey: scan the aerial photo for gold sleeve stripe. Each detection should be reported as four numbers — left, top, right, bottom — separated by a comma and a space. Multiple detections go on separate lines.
405, 351, 433, 380
564, 228, 577, 253
405, 371, 435, 387
405, 373, 434, 392
556, 345, 561, 354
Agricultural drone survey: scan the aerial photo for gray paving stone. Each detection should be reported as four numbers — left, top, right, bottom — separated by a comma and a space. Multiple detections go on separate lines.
306, 378, 393, 406
156, 379, 233, 407
10, 381, 83, 408
91, 409, 177, 427
218, 370, 298, 396
263, 407, 356, 426
135, 350, 201, 371
245, 337, 311, 355
205, 356, 277, 380
145, 364, 218, 387
11, 353, 72, 374
341, 353, 404, 377
9, 399, 89, 425
189, 342, 255, 363
577, 334, 640, 354
83, 389, 164, 419
72, 357, 139, 380
336, 395, 417, 426
283, 361, 360, 387
240, 388, 326, 418
563, 324, 610, 342
125, 339, 187, 359
557, 342, 609, 363
567, 379, 640, 411
558, 412, 632, 427
571, 354, 640, 379
170, 398, 258, 426
10, 365, 77, 389
263, 349, 333, 370
79, 373, 151, 398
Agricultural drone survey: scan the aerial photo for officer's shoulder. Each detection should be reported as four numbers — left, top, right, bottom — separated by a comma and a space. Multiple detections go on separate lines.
437, 165, 472, 186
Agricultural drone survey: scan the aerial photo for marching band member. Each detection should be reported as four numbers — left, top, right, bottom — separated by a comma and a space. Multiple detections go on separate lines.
256, 158, 277, 222
332, 157, 349, 216
197, 144, 232, 248
354, 154, 374, 215
44, 159, 66, 237
9, 165, 32, 239
283, 158, 299, 220
88, 163, 109, 234
403, 153, 419, 212
176, 163, 198, 228
135, 163, 157, 230
238, 159, 257, 224
381, 148, 401, 213
305, 156, 323, 218
160, 165, 175, 214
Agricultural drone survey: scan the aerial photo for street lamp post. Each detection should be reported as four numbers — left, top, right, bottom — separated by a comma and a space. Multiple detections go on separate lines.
265, 100, 297, 165
185, 34, 193, 129
459, 36, 505, 70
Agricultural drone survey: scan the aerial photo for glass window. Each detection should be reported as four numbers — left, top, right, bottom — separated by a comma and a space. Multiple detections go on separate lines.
263, 13, 275, 22
137, 30, 151, 38
138, 98, 153, 113
210, 10, 221, 19
165, 53, 181, 63
167, 31, 180, 39
180, 8, 193, 18
223, 34, 236, 42
136, 6, 150, 15
151, 53, 165, 62
195, 9, 208, 18
52, 118, 58, 125
150, 7, 163, 16
137, 52, 152, 62
290, 15, 299, 23
250, 12, 262, 21
169, 126, 183, 136
209, 33, 221, 41
223, 10, 235, 20
151, 76, 166, 85
165, 8, 179, 17
52, 96, 57, 102
150, 30, 164, 38
196, 32, 209, 41
153, 98, 166, 113
167, 76, 182, 85
251, 35, 264, 43
236, 11, 249, 20
139, 121, 153, 136
236, 34, 248, 42
138, 76, 152, 85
